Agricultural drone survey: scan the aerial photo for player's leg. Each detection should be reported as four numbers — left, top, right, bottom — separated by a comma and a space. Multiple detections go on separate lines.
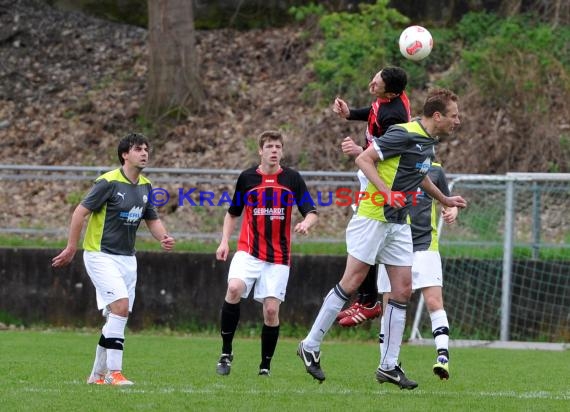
259, 298, 280, 376
376, 264, 391, 357
87, 309, 108, 384
423, 286, 450, 379
104, 297, 131, 385
83, 252, 134, 386
413, 251, 449, 379
255, 263, 288, 376
299, 215, 381, 382
298, 254, 369, 381
375, 224, 417, 390
338, 265, 382, 327
217, 251, 254, 376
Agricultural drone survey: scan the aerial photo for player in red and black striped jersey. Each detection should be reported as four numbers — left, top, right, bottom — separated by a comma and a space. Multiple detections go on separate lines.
333, 67, 411, 326
227, 165, 315, 266
215, 130, 318, 377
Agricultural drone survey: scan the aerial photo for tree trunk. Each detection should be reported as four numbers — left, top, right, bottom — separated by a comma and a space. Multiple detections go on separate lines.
145, 0, 204, 119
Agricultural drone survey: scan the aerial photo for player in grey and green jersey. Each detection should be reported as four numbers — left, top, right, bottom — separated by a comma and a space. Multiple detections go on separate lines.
357, 119, 437, 224
299, 88, 466, 389
52, 133, 175, 386
409, 162, 450, 252
378, 162, 458, 381
82, 168, 158, 255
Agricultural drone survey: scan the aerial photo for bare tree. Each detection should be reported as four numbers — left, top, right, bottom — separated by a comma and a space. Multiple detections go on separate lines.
145, 0, 204, 119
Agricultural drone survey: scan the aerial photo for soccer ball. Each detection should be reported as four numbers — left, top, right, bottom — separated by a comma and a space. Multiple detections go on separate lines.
398, 25, 433, 61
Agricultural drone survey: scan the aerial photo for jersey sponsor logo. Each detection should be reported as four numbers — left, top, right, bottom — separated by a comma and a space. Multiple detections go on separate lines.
253, 207, 286, 220
415, 157, 431, 175
120, 206, 144, 223
116, 192, 126, 201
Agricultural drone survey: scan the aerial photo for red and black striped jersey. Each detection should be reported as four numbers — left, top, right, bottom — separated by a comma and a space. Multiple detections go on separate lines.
228, 166, 317, 266
348, 91, 411, 148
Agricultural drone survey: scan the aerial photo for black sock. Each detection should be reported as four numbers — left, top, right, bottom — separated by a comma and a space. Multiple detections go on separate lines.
260, 324, 280, 370
220, 300, 240, 354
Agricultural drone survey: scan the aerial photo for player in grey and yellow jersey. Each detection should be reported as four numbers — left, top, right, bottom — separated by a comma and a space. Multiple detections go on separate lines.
378, 162, 457, 381
52, 133, 175, 386
82, 168, 156, 255
299, 88, 466, 389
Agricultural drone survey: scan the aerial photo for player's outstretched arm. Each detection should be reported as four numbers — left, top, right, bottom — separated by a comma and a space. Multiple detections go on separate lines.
422, 176, 467, 209
333, 97, 350, 119
51, 204, 91, 268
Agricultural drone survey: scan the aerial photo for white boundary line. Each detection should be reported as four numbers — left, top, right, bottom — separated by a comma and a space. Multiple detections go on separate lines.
408, 338, 569, 351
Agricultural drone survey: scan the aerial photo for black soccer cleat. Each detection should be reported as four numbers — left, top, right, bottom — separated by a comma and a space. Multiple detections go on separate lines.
297, 341, 325, 383
216, 353, 233, 376
375, 364, 418, 390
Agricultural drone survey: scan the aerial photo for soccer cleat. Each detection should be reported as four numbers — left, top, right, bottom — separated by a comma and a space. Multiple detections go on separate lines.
104, 371, 134, 386
216, 353, 233, 376
336, 302, 361, 321
375, 364, 418, 390
433, 355, 450, 380
86, 374, 105, 385
258, 368, 271, 377
338, 301, 382, 327
297, 341, 325, 383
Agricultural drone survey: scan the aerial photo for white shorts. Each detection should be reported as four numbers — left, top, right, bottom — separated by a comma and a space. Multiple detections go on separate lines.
228, 251, 290, 303
346, 215, 413, 266
83, 251, 137, 311
378, 250, 443, 293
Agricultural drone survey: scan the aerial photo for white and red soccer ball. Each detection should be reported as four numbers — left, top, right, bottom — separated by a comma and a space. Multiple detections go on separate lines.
398, 25, 433, 61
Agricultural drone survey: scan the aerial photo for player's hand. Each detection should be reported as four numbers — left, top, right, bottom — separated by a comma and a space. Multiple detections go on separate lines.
387, 191, 407, 209
294, 221, 311, 235
160, 234, 175, 251
216, 242, 230, 261
333, 97, 349, 118
442, 206, 458, 224
51, 246, 76, 268
443, 195, 467, 209
341, 136, 363, 157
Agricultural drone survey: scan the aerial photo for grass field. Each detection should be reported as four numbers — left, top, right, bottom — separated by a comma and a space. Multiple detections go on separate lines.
1, 330, 568, 411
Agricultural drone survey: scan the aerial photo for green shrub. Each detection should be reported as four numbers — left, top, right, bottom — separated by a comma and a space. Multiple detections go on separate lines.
294, 0, 410, 105
456, 13, 570, 111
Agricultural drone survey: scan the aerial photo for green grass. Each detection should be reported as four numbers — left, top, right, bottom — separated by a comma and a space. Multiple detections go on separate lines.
2, 234, 569, 260
1, 330, 569, 411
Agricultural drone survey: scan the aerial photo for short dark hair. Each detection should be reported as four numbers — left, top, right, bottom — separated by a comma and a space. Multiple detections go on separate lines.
381, 67, 408, 94
118, 133, 149, 165
423, 88, 459, 117
258, 130, 284, 148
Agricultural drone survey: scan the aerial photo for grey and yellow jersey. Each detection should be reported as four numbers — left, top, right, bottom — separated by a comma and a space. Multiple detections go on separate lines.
409, 163, 450, 252
358, 119, 437, 224
81, 168, 158, 255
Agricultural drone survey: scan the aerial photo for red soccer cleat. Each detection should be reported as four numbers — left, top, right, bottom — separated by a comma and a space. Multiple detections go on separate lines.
336, 302, 361, 321
338, 301, 382, 327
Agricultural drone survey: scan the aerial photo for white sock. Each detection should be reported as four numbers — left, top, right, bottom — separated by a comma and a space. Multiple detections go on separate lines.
104, 313, 128, 371
380, 300, 406, 370
430, 309, 450, 357
304, 285, 348, 351
90, 344, 107, 377
379, 315, 385, 359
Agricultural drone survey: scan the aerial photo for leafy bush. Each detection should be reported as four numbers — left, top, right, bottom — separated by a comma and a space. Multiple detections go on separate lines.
456, 13, 570, 111
294, 0, 411, 105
